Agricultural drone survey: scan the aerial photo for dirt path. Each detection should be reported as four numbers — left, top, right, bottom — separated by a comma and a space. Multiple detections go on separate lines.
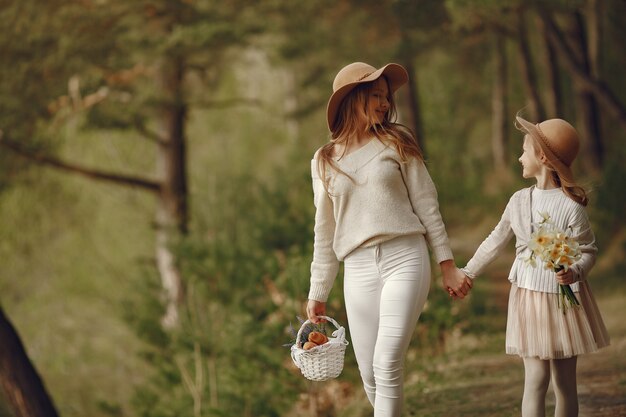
399, 278, 626, 417
330, 297, 624, 417
576, 295, 626, 417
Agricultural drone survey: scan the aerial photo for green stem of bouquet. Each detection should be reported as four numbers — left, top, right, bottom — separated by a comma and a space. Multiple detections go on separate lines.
555, 267, 580, 314
559, 284, 580, 306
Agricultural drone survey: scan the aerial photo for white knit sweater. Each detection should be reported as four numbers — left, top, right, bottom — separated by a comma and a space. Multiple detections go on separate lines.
462, 186, 597, 293
308, 138, 454, 302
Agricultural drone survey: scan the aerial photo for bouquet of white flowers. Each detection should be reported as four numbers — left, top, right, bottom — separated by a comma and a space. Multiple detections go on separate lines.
526, 212, 582, 312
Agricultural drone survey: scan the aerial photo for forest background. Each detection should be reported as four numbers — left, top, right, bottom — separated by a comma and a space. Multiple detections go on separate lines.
1, 1, 625, 416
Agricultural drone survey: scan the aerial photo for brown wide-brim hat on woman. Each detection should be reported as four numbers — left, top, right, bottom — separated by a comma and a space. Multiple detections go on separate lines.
515, 116, 581, 184
327, 62, 409, 131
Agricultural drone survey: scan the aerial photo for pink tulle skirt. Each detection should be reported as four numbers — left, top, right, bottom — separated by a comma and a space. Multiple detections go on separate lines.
505, 282, 610, 359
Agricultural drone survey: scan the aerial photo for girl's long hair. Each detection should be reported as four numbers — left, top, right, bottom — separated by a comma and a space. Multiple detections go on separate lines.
550, 171, 588, 206
527, 136, 589, 206
317, 77, 423, 192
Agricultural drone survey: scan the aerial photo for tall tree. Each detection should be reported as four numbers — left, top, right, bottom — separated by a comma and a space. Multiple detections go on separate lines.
538, 15, 564, 118
516, 6, 547, 121
491, 33, 509, 170
389, 0, 452, 156
0, 306, 59, 417
567, 10, 603, 171
0, 0, 263, 327
538, 8, 626, 131
444, 0, 518, 170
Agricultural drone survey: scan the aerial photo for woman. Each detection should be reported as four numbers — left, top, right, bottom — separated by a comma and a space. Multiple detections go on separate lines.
305, 62, 471, 417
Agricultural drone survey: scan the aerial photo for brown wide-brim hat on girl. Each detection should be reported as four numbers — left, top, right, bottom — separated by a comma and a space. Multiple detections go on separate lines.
515, 116, 581, 184
327, 62, 409, 131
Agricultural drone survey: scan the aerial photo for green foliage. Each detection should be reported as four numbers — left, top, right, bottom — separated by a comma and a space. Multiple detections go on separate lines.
592, 150, 626, 243
124, 161, 315, 416
0, 393, 12, 417
414, 283, 466, 351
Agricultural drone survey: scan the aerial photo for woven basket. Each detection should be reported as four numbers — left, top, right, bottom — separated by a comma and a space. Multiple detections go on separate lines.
290, 316, 349, 381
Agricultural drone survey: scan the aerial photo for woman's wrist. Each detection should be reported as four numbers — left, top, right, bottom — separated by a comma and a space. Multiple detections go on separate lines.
439, 259, 455, 273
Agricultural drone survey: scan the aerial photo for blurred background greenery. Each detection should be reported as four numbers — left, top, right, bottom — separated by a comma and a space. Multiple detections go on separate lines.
0, 1, 624, 416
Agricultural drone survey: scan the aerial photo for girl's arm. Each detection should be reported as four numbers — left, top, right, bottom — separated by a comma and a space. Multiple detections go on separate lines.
462, 199, 515, 279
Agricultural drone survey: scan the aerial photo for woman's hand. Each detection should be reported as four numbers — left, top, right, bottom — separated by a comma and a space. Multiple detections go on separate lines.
306, 299, 327, 324
556, 268, 575, 285
440, 260, 473, 299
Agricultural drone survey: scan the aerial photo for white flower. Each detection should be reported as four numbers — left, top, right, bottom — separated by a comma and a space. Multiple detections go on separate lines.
538, 211, 552, 223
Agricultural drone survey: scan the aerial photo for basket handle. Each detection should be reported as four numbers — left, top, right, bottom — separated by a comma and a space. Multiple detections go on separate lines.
295, 315, 343, 347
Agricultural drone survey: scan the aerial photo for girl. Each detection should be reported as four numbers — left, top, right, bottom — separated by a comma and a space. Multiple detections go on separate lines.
305, 61, 472, 417
460, 116, 610, 417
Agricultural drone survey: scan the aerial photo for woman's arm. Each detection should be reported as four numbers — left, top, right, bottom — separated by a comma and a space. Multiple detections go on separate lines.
307, 157, 340, 305
400, 158, 472, 298
400, 157, 453, 264
400, 157, 473, 297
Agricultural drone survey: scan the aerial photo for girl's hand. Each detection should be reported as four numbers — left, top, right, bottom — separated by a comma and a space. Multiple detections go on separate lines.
306, 299, 327, 324
556, 268, 575, 285
440, 260, 472, 299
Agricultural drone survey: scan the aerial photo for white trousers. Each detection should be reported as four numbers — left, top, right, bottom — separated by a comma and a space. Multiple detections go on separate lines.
343, 234, 431, 417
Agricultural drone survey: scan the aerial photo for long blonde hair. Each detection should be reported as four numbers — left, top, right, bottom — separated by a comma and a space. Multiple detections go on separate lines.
550, 171, 588, 206
317, 77, 423, 191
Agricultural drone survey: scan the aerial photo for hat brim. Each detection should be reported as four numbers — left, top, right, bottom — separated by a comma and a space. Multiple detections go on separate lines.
515, 116, 575, 184
326, 63, 409, 131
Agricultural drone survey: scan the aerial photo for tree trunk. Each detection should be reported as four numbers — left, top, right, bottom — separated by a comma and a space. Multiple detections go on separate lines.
516, 9, 546, 121
539, 10, 626, 130
491, 34, 508, 170
0, 306, 60, 417
155, 55, 189, 328
586, 0, 603, 78
567, 11, 603, 172
400, 58, 426, 156
539, 17, 563, 118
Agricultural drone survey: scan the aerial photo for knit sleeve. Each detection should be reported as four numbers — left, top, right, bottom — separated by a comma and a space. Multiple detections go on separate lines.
308, 156, 340, 302
568, 204, 597, 282
400, 157, 453, 263
462, 196, 515, 279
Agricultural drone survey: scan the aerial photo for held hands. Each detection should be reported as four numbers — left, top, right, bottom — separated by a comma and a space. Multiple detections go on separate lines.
440, 260, 473, 300
306, 299, 327, 324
